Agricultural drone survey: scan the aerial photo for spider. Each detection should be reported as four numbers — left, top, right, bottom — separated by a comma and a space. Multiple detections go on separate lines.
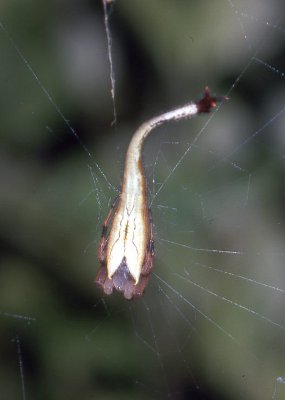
95, 88, 225, 299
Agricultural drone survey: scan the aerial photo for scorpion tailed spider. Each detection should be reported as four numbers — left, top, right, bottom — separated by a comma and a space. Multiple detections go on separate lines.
95, 87, 226, 299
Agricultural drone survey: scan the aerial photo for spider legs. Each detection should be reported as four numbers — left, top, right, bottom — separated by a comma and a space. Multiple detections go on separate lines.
96, 204, 155, 299
95, 197, 119, 293
141, 208, 155, 276
131, 210, 155, 297
97, 197, 118, 263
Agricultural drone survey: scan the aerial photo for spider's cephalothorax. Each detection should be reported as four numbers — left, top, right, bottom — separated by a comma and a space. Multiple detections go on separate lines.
95, 195, 154, 299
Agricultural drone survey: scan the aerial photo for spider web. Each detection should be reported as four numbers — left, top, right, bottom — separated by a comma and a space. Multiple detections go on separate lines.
0, 1, 285, 399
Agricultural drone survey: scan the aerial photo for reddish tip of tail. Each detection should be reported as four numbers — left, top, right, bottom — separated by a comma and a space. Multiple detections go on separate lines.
196, 86, 228, 113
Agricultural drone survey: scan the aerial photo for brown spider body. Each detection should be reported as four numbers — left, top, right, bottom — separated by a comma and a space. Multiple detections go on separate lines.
95, 88, 224, 299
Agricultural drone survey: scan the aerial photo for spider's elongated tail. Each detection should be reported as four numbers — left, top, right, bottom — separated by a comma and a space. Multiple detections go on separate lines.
196, 86, 228, 113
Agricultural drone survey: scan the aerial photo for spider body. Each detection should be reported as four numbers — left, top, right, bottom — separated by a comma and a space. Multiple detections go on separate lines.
95, 171, 154, 299
95, 88, 224, 299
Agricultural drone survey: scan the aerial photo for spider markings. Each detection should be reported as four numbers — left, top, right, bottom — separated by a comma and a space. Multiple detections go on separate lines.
95, 88, 225, 299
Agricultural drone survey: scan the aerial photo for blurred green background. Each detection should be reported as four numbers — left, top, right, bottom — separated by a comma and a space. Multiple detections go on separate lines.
0, 1, 285, 399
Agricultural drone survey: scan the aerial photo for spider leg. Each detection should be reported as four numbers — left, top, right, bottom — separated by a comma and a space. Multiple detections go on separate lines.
97, 196, 119, 263
133, 275, 150, 298
133, 210, 154, 297
141, 208, 155, 276
95, 197, 119, 293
